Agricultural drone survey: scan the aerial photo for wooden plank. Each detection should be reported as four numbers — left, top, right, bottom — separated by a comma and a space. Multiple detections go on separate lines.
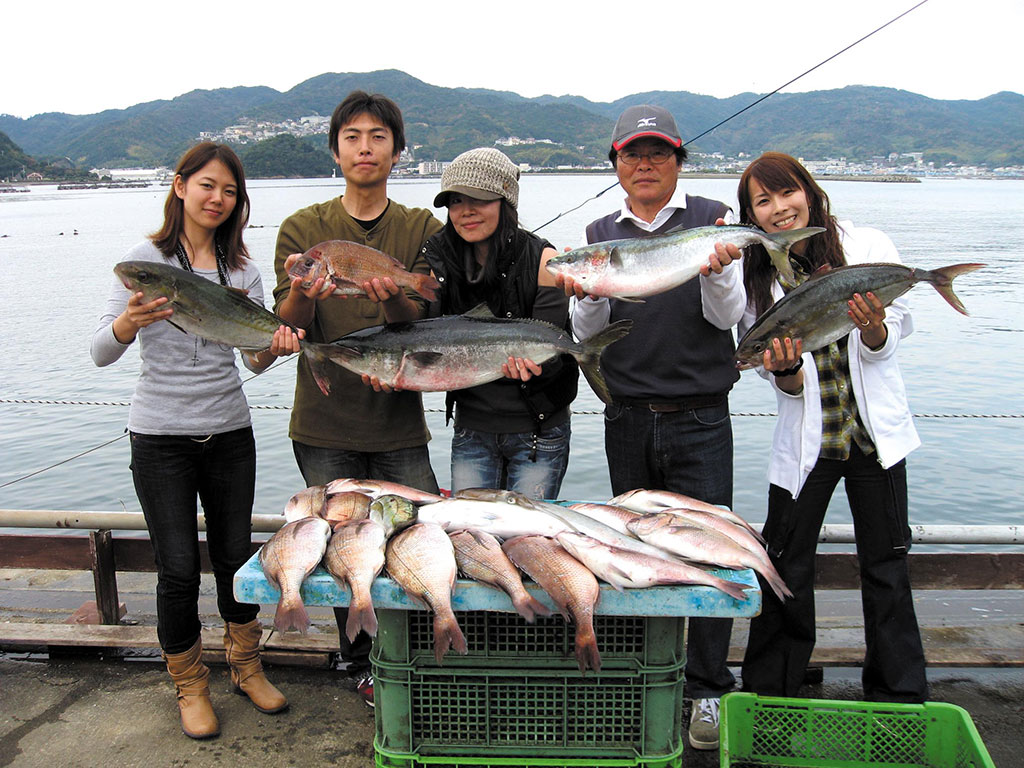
727, 645, 1024, 668
814, 552, 1024, 589
90, 531, 120, 624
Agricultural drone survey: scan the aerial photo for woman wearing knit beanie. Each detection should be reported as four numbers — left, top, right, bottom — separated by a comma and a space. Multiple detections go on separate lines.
422, 148, 578, 499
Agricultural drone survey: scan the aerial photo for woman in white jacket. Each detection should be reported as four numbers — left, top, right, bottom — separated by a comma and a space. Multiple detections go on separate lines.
735, 152, 927, 703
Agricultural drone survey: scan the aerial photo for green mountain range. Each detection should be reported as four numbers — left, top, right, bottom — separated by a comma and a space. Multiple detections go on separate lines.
1, 69, 1021, 173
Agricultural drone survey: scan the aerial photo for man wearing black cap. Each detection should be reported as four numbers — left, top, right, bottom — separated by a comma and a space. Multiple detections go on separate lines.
558, 104, 743, 751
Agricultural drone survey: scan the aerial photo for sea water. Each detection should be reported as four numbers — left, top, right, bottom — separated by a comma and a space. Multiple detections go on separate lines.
1, 175, 1021, 543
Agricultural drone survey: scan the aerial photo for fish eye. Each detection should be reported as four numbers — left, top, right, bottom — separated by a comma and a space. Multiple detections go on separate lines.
137, 270, 151, 282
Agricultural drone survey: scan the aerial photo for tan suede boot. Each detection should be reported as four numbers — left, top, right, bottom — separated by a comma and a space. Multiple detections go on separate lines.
224, 620, 288, 714
163, 639, 220, 739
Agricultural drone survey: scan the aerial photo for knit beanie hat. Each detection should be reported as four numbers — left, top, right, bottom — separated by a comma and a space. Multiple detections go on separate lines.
433, 148, 520, 209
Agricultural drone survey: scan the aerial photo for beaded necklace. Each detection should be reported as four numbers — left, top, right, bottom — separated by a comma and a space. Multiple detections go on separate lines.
175, 241, 228, 286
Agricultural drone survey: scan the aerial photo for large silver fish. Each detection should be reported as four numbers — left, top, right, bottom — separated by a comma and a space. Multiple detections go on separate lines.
417, 495, 572, 539
385, 523, 468, 664
258, 516, 332, 634
503, 535, 602, 673
325, 304, 632, 405
114, 260, 350, 396
627, 513, 793, 601
324, 478, 444, 505
324, 519, 387, 641
544, 224, 822, 301
287, 239, 440, 301
609, 488, 765, 545
555, 532, 751, 600
735, 262, 984, 369
450, 530, 551, 622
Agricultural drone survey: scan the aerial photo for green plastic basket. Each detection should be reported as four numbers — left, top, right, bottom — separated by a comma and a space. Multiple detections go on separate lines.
372, 607, 686, 671
373, 660, 685, 762
374, 742, 682, 767
720, 693, 995, 768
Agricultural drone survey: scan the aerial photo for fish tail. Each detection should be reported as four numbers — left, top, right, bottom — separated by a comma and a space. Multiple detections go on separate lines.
926, 263, 985, 315
512, 592, 552, 623
413, 273, 441, 302
274, 594, 310, 634
576, 319, 633, 404
764, 227, 825, 282
433, 610, 468, 664
346, 593, 379, 641
574, 627, 602, 674
710, 575, 753, 602
302, 342, 363, 396
758, 563, 794, 602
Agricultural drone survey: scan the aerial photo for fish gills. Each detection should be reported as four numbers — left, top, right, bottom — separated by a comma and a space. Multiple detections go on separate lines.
259, 516, 332, 634
386, 523, 467, 663
450, 530, 551, 622
324, 519, 386, 641
503, 535, 602, 674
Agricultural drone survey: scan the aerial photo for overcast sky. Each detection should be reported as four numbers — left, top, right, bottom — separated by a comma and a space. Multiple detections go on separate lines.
5, 0, 1021, 119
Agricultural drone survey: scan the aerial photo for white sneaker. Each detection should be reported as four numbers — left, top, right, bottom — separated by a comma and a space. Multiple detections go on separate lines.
688, 697, 720, 750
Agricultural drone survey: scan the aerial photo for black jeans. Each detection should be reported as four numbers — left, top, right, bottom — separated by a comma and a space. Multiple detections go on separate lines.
604, 400, 737, 699
741, 444, 928, 702
292, 440, 439, 673
130, 428, 259, 654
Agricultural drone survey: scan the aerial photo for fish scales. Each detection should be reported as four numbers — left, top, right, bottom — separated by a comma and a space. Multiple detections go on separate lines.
450, 530, 551, 622
288, 239, 440, 301
324, 519, 386, 640
259, 516, 332, 634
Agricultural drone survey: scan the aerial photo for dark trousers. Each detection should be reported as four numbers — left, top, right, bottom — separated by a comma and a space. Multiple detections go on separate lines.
741, 444, 928, 702
604, 400, 737, 699
292, 440, 439, 673
130, 428, 259, 654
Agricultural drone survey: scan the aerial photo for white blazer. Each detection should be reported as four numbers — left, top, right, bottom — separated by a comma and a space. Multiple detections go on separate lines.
738, 221, 921, 499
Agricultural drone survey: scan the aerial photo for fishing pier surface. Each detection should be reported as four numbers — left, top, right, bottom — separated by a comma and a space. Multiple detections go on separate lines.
232, 550, 762, 617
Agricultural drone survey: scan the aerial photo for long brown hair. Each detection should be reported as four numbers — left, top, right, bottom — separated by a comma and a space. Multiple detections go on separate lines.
150, 142, 250, 270
738, 152, 844, 316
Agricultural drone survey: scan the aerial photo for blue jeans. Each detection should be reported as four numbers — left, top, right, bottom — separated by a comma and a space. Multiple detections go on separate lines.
130, 428, 259, 654
450, 421, 571, 498
742, 445, 927, 702
291, 439, 439, 672
604, 399, 736, 699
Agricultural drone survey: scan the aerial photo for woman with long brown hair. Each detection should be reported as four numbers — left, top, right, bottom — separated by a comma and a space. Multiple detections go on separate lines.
91, 142, 299, 738
735, 151, 928, 704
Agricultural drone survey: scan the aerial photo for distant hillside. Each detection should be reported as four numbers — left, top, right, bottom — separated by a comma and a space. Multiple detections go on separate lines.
1, 70, 1021, 169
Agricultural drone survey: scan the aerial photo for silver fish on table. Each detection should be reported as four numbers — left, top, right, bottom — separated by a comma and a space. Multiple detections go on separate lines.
544, 224, 822, 301
385, 523, 467, 664
627, 513, 793, 601
609, 488, 766, 545
450, 529, 551, 622
287, 239, 441, 301
325, 304, 632, 405
659, 508, 770, 564
258, 516, 332, 634
503, 535, 602, 673
324, 478, 444, 505
555, 531, 751, 600
416, 496, 573, 539
735, 262, 984, 369
566, 502, 643, 536
113, 260, 357, 396
324, 519, 387, 641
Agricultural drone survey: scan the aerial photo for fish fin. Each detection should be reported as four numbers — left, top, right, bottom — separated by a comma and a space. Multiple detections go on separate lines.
274, 594, 310, 634
608, 246, 626, 269
166, 318, 190, 335
763, 226, 825, 282
413, 273, 441, 302
300, 342, 346, 396
574, 629, 602, 674
406, 350, 445, 367
463, 302, 497, 320
433, 611, 468, 664
346, 596, 378, 641
710, 576, 753, 602
925, 263, 985, 315
576, 319, 633, 404
615, 295, 646, 304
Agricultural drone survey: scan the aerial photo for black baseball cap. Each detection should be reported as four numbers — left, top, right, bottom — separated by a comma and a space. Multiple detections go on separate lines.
611, 104, 683, 151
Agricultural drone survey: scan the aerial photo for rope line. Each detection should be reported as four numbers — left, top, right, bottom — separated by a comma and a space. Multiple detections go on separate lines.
531, 0, 930, 234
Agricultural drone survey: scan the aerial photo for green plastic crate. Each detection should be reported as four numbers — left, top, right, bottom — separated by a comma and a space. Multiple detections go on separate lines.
373, 660, 686, 762
720, 693, 995, 768
374, 744, 682, 767
372, 607, 685, 671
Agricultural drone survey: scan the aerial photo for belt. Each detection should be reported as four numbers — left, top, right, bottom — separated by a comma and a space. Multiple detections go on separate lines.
615, 394, 727, 413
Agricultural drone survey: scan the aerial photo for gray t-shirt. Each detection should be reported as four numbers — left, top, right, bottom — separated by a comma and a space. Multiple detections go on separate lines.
90, 240, 265, 435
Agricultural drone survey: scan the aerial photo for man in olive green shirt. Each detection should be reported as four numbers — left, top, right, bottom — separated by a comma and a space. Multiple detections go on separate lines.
273, 90, 442, 707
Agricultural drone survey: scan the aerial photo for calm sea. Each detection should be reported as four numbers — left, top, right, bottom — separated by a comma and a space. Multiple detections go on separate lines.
1, 175, 1021, 540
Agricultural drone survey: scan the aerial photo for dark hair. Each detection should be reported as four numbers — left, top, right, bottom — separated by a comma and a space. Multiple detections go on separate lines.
608, 141, 687, 166
150, 142, 250, 270
328, 90, 406, 157
441, 200, 521, 307
739, 151, 844, 316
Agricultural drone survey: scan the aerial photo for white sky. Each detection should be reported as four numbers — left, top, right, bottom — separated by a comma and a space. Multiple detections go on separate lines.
5, 0, 1022, 119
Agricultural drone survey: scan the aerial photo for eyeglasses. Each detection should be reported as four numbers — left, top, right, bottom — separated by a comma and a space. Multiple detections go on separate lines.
617, 147, 676, 165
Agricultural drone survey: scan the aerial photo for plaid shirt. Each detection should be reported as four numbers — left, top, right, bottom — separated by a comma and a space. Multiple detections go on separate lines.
780, 268, 875, 462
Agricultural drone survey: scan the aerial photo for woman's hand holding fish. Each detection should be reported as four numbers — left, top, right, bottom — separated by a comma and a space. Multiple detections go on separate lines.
247, 325, 304, 371
701, 218, 743, 276
502, 356, 542, 382
113, 291, 173, 343
848, 291, 888, 350
764, 336, 804, 394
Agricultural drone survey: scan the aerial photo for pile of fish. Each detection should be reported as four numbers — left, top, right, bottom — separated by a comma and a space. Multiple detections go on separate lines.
258, 480, 786, 673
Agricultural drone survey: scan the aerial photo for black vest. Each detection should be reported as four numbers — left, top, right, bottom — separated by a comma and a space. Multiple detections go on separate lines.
585, 196, 739, 400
